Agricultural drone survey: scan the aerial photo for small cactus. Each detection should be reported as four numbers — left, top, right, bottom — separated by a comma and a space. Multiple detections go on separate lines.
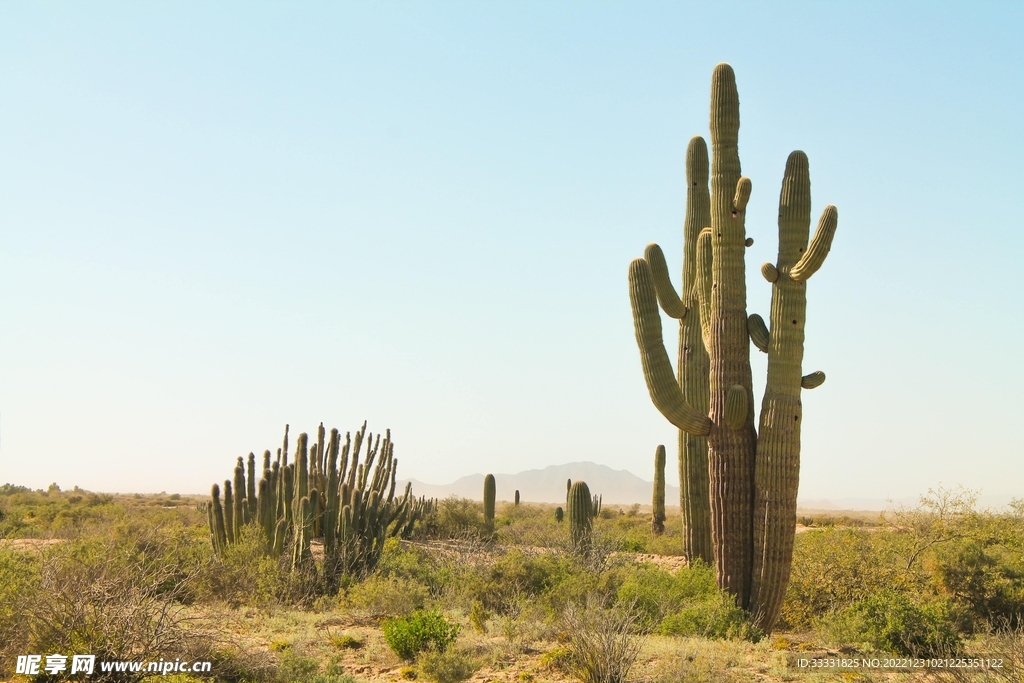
567, 481, 593, 555
653, 444, 666, 534
555, 506, 564, 523
483, 474, 496, 531
514, 489, 520, 506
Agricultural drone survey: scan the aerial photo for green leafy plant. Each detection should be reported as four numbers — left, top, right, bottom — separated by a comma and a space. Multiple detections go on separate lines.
382, 609, 460, 661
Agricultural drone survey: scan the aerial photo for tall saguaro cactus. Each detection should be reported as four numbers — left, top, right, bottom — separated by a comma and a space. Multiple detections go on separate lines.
628, 64, 837, 632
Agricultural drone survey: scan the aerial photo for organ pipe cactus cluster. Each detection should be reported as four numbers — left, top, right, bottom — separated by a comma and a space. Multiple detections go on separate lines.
207, 422, 433, 586
567, 480, 593, 555
628, 64, 838, 632
652, 444, 666, 534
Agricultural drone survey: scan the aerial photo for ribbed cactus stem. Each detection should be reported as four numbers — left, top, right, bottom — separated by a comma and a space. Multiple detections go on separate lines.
211, 483, 227, 553
223, 480, 235, 545
483, 474, 496, 531
653, 445, 666, 534
748, 153, 838, 632
246, 452, 257, 522
233, 460, 246, 535
567, 481, 593, 555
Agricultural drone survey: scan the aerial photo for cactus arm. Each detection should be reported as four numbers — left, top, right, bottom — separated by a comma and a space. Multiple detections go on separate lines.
801, 371, 826, 389
789, 206, 838, 283
761, 263, 779, 283
693, 228, 714, 352
734, 176, 752, 211
629, 258, 712, 436
643, 244, 688, 319
747, 314, 770, 353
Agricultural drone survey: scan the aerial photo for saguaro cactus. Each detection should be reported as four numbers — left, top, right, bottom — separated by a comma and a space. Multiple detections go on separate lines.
628, 64, 837, 632
567, 480, 593, 555
483, 474, 496, 531
514, 490, 520, 506
653, 445, 666, 534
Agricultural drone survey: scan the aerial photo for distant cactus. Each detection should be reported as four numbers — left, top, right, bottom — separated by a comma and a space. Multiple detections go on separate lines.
555, 506, 564, 523
567, 481, 593, 555
653, 445, 666, 534
483, 474, 496, 531
514, 490, 520, 506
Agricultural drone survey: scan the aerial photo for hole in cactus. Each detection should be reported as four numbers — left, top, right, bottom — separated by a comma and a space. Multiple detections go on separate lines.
794, 415, 799, 421
731, 211, 738, 218
792, 320, 797, 324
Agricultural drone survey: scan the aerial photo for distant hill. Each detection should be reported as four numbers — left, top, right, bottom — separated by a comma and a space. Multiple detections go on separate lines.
401, 462, 679, 506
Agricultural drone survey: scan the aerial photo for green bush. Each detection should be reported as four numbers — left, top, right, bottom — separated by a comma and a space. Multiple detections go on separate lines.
276, 648, 320, 681
781, 527, 920, 630
818, 589, 961, 656
659, 590, 760, 641
615, 561, 719, 632
417, 647, 478, 683
382, 609, 460, 661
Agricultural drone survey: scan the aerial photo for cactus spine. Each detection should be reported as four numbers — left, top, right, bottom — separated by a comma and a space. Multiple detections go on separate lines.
627, 64, 837, 632
653, 444, 666, 534
483, 474, 496, 531
567, 481, 593, 555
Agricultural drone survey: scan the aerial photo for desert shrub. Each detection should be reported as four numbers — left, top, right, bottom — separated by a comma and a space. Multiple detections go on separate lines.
276, 648, 320, 681
466, 549, 574, 613
419, 496, 483, 539
818, 589, 961, 657
346, 574, 430, 618
0, 547, 42, 674
417, 647, 478, 683
559, 597, 646, 683
615, 561, 719, 631
382, 609, 460, 661
18, 540, 208, 682
930, 526, 1024, 630
781, 527, 919, 629
659, 590, 760, 641
195, 524, 285, 607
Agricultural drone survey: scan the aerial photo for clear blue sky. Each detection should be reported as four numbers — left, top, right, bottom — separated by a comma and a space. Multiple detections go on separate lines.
1, 2, 1022, 504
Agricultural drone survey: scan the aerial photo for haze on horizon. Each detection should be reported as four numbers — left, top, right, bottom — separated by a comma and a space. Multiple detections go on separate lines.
1, 3, 1022, 505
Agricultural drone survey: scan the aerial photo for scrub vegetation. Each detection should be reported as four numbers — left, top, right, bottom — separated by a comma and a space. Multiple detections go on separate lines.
1, 482, 1023, 682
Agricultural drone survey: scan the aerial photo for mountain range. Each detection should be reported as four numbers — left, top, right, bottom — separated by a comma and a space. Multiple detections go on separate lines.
401, 461, 676, 506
